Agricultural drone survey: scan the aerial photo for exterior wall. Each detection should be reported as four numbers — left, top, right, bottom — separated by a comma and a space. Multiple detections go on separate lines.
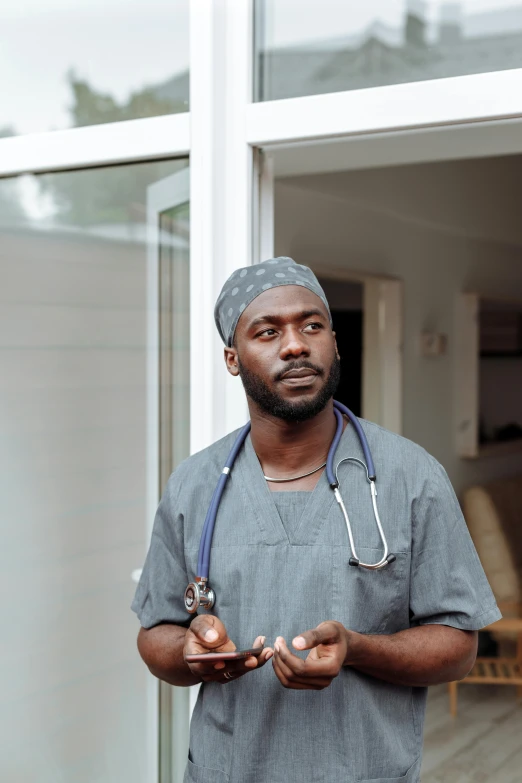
274, 178, 522, 494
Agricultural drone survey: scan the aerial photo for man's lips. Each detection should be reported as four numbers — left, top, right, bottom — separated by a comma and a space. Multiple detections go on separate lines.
280, 367, 318, 379
278, 367, 320, 387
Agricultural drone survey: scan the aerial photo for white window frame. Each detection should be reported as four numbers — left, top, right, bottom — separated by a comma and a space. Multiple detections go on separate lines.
0, 114, 189, 176
246, 68, 522, 148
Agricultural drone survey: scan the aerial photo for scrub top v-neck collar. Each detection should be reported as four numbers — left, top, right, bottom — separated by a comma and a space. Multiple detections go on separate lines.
238, 421, 359, 547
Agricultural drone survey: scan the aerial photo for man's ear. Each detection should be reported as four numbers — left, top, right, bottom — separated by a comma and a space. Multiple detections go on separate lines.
333, 332, 340, 361
224, 346, 240, 376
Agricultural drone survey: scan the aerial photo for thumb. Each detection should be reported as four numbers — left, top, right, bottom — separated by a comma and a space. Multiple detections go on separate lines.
190, 614, 229, 648
292, 622, 340, 651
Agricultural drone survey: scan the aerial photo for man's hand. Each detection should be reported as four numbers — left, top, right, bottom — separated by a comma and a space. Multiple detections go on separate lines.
272, 621, 350, 690
184, 615, 274, 684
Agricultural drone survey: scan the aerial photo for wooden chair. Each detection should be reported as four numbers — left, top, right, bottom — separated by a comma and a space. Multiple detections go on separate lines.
448, 476, 522, 716
448, 602, 522, 717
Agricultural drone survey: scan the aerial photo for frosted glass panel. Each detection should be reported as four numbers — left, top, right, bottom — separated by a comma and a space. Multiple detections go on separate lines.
0, 158, 189, 783
255, 0, 522, 101
0, 0, 189, 136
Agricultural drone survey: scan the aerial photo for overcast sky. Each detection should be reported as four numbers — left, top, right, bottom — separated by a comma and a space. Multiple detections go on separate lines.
1, 0, 520, 135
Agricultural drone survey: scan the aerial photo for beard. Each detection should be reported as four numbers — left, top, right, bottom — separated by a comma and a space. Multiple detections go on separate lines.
237, 353, 341, 423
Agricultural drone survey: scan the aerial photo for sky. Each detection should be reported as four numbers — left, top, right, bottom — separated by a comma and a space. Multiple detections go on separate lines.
1, 0, 520, 135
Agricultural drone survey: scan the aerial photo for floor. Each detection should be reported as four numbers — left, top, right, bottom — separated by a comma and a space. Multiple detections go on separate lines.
421, 684, 522, 782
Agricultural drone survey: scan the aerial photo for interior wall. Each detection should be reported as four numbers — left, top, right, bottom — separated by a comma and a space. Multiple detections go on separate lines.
274, 178, 522, 494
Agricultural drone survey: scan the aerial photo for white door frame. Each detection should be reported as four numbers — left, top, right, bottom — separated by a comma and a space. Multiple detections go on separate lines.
147, 167, 190, 538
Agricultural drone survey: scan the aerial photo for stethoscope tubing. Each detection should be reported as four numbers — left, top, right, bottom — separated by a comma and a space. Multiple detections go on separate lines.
196, 400, 390, 580
198, 421, 251, 577
329, 400, 376, 482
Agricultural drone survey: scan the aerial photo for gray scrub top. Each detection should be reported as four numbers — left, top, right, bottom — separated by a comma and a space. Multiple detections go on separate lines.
132, 419, 500, 783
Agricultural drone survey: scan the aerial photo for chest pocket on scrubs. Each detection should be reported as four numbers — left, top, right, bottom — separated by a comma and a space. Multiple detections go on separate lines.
332, 546, 410, 635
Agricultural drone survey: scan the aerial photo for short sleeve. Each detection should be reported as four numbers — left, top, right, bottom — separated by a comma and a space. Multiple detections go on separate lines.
410, 460, 501, 630
131, 471, 190, 629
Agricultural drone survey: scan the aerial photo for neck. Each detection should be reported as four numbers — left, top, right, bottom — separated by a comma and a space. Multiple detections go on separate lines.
248, 399, 337, 479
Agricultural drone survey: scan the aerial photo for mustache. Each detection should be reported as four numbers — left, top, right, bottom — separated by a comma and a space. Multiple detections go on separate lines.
274, 360, 324, 382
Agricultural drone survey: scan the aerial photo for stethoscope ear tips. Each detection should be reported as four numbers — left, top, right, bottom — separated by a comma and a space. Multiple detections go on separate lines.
348, 557, 360, 567
386, 554, 396, 564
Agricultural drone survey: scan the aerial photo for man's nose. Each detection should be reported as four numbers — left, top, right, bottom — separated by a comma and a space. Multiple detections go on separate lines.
279, 328, 310, 359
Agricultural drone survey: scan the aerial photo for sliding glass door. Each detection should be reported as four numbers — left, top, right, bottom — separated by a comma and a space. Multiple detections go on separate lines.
0, 158, 188, 783
146, 167, 191, 783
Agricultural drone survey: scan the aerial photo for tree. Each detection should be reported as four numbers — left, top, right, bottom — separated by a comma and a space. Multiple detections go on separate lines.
67, 70, 186, 127
0, 127, 27, 226
39, 73, 188, 226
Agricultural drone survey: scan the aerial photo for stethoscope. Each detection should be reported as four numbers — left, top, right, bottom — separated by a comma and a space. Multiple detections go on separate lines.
184, 400, 396, 614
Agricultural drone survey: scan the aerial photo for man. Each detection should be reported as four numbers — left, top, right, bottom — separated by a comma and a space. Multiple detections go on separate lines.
133, 257, 500, 783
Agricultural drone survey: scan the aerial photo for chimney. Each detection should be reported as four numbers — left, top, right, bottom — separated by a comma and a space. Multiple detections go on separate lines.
405, 0, 428, 47
438, 3, 463, 46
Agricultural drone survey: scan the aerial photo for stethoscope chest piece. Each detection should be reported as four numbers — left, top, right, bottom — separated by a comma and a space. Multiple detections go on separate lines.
184, 579, 216, 614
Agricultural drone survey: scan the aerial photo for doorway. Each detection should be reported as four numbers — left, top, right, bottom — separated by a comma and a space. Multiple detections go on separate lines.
266, 152, 522, 779
318, 278, 364, 416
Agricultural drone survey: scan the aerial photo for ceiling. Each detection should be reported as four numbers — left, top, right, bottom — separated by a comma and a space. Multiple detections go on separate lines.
279, 154, 522, 248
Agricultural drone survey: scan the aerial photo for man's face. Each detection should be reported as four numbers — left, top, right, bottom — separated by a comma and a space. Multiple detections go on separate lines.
225, 286, 340, 422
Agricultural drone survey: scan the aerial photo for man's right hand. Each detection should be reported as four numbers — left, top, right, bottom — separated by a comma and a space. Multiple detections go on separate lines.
184, 615, 273, 684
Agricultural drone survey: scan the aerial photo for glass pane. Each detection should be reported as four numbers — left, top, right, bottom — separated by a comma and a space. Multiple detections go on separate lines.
0, 158, 189, 783
255, 0, 522, 102
157, 201, 191, 783
1, 0, 189, 136
159, 203, 191, 486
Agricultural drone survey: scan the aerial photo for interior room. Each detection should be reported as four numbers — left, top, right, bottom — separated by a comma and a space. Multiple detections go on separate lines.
272, 153, 522, 781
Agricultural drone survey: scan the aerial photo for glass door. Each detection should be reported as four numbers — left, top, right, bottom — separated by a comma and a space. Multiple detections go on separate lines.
144, 167, 191, 783
0, 159, 188, 783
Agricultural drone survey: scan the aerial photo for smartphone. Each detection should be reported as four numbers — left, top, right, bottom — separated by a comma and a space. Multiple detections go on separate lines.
185, 646, 264, 663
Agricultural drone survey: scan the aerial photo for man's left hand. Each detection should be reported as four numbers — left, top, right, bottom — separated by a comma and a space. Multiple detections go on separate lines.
272, 621, 351, 690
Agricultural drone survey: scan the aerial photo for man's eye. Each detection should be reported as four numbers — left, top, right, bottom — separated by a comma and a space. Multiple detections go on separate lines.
259, 328, 276, 337
304, 322, 322, 331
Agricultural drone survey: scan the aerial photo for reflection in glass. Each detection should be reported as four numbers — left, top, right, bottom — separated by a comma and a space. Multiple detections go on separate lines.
0, 0, 189, 135
0, 158, 189, 783
255, 0, 522, 102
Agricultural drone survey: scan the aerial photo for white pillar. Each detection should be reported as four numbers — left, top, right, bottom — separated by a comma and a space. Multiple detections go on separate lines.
190, 0, 255, 447
220, 0, 256, 436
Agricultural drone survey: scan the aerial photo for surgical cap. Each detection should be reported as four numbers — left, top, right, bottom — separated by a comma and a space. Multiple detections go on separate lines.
214, 257, 332, 346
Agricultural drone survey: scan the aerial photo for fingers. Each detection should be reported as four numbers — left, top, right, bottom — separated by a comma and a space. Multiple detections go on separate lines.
212, 635, 266, 674
195, 655, 253, 682
272, 637, 335, 690
188, 631, 273, 684
257, 646, 274, 667
292, 621, 342, 651
189, 614, 230, 649
208, 643, 274, 685
278, 637, 336, 678
249, 635, 274, 669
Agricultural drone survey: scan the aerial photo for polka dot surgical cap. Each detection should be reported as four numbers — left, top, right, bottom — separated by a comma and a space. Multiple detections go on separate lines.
214, 257, 332, 346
